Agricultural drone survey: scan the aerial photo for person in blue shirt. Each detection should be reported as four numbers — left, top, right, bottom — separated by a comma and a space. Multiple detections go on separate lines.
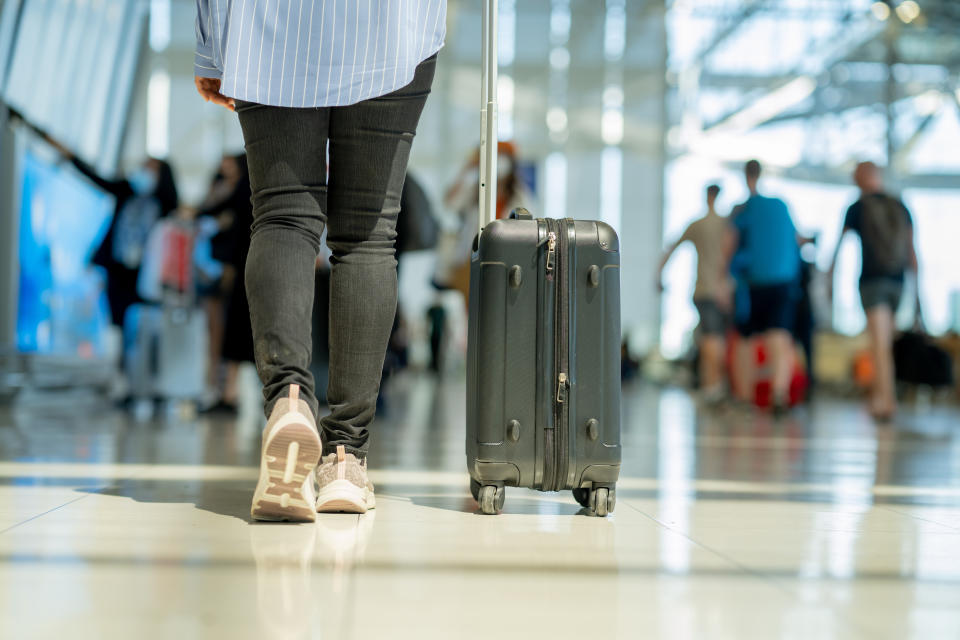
195, 1, 446, 522
730, 160, 801, 415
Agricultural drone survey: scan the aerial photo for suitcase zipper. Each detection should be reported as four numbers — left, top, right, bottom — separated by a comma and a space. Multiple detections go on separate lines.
542, 220, 559, 492
546, 232, 557, 274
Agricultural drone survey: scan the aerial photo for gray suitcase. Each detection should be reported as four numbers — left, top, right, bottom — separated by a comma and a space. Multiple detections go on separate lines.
466, 0, 621, 516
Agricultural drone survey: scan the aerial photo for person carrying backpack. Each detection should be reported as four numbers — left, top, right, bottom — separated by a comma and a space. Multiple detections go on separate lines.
829, 161, 918, 421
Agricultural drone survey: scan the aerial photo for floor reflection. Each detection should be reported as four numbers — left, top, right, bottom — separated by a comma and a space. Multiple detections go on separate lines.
1, 376, 959, 639
249, 524, 317, 640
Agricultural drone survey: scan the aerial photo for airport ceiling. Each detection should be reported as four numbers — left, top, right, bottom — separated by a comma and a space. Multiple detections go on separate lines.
671, 0, 959, 68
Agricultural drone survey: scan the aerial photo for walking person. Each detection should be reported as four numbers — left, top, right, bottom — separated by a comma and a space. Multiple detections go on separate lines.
198, 154, 256, 412
828, 162, 918, 421
195, 0, 446, 521
659, 184, 735, 405
730, 160, 802, 416
44, 135, 180, 329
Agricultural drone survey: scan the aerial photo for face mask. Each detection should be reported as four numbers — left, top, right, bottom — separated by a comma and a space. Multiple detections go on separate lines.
129, 168, 158, 196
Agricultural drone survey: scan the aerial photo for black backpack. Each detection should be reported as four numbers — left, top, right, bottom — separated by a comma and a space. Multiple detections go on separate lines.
860, 195, 910, 273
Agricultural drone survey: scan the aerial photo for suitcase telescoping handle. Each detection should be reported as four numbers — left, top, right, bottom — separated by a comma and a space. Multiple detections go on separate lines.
478, 0, 499, 238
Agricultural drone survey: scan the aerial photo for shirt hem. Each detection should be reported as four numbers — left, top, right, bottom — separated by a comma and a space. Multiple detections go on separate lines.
220, 41, 444, 109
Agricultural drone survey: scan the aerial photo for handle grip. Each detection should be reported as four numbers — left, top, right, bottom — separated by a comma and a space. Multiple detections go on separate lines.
478, 0, 498, 237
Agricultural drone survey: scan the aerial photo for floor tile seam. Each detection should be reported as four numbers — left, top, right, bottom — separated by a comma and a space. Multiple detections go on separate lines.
0, 461, 159, 536
0, 493, 92, 535
876, 504, 960, 532
620, 499, 799, 596
621, 501, 886, 640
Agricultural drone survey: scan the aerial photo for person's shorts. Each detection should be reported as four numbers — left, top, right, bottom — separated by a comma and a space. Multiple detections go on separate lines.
693, 299, 729, 336
860, 278, 902, 312
745, 283, 797, 335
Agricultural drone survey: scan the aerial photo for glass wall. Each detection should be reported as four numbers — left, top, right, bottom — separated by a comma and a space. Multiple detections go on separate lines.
661, 0, 960, 357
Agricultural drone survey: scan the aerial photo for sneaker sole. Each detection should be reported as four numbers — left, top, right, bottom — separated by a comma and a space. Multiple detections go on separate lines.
251, 419, 321, 523
316, 479, 376, 514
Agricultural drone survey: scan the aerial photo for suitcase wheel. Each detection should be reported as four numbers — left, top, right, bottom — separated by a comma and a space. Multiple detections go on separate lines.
585, 486, 616, 517
477, 484, 505, 515
572, 488, 591, 508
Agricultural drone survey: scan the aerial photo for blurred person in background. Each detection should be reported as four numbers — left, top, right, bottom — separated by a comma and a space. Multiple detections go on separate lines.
658, 184, 735, 405
45, 135, 179, 329
130, 205, 209, 419
198, 154, 254, 413
195, 0, 445, 521
828, 161, 918, 421
728, 230, 754, 405
793, 235, 818, 398
437, 141, 531, 302
730, 160, 801, 416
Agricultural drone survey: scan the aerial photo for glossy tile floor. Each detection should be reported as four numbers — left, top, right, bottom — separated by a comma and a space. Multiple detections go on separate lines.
2, 373, 960, 639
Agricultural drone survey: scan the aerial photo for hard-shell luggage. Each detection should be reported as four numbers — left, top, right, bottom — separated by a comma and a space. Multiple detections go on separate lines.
125, 305, 207, 403
466, 0, 621, 516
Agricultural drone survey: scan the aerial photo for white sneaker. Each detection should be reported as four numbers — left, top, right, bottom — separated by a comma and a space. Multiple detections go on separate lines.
251, 385, 322, 522
315, 446, 376, 514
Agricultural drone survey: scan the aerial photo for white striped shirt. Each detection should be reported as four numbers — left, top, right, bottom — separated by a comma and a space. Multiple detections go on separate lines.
195, 0, 446, 108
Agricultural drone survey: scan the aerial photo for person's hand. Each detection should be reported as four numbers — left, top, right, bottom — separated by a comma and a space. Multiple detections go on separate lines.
195, 77, 235, 111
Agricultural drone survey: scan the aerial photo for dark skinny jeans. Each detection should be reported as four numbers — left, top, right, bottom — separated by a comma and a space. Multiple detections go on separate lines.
236, 55, 436, 457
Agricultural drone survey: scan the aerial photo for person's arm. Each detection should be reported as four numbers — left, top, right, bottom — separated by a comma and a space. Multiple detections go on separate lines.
71, 154, 131, 198
900, 202, 924, 329
902, 202, 919, 273
43, 131, 130, 196
827, 204, 857, 300
657, 228, 688, 289
722, 225, 738, 268
194, 0, 233, 110
657, 240, 679, 282
715, 224, 739, 309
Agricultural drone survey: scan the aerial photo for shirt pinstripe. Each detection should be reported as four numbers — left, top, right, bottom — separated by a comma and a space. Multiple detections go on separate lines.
195, 0, 446, 108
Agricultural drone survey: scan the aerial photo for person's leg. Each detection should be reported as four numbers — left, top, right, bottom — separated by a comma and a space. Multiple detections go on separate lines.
222, 361, 239, 406
203, 296, 224, 394
762, 283, 798, 409
237, 103, 330, 419
320, 56, 436, 458
734, 287, 768, 404
766, 329, 794, 402
237, 102, 330, 522
860, 279, 901, 419
700, 335, 725, 390
694, 300, 724, 396
866, 306, 896, 417
732, 334, 753, 403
